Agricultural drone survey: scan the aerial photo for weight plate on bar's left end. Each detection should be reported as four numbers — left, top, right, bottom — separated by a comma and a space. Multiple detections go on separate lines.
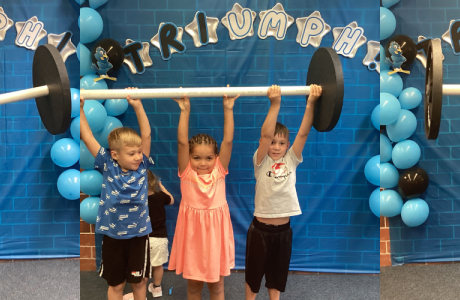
33, 44, 71, 135
424, 39, 443, 140
307, 47, 344, 132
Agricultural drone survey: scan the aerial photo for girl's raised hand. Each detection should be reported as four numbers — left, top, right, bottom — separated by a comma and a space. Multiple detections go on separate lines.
126, 87, 141, 107
172, 90, 190, 112
223, 84, 240, 110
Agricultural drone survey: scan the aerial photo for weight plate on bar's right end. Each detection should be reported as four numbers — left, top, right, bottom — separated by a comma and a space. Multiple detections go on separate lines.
307, 47, 344, 132
33, 44, 71, 135
424, 39, 443, 140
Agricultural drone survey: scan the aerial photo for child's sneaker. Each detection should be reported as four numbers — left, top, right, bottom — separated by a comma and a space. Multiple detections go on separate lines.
148, 283, 163, 298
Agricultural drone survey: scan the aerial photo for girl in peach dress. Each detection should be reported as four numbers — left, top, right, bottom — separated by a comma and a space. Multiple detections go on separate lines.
169, 90, 240, 300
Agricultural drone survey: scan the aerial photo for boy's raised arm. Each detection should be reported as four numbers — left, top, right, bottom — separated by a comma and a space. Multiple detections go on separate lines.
172, 94, 191, 175
219, 86, 240, 171
127, 87, 151, 157
291, 84, 322, 160
80, 93, 101, 158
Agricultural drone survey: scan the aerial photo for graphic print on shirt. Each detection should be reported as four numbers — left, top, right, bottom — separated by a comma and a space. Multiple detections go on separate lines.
266, 162, 291, 181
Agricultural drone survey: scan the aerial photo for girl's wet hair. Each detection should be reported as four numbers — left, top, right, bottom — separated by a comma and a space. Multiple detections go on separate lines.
189, 134, 219, 155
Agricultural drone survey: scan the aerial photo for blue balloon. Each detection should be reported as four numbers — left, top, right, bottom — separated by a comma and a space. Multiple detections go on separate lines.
79, 43, 94, 77
380, 7, 396, 40
364, 155, 380, 186
380, 45, 390, 71
89, 0, 108, 9
80, 170, 103, 196
71, 88, 80, 118
80, 141, 96, 170
77, 43, 81, 60
51, 138, 80, 168
94, 116, 123, 149
57, 169, 80, 200
80, 74, 107, 103
80, 8, 103, 43
105, 99, 129, 116
380, 134, 392, 163
83, 100, 107, 132
80, 197, 99, 224
380, 162, 399, 188
382, 0, 400, 8
70, 117, 80, 141
399, 87, 422, 110
380, 93, 401, 125
369, 188, 380, 217
401, 198, 429, 227
380, 72, 403, 97
76, 0, 85, 4
380, 189, 403, 217
392, 140, 421, 169
386, 109, 417, 142
371, 105, 380, 130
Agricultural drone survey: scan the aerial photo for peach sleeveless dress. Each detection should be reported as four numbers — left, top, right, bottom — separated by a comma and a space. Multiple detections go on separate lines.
168, 158, 235, 282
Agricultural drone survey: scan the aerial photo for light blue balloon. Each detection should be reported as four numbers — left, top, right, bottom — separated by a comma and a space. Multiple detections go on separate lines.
80, 197, 99, 224
399, 87, 422, 110
380, 45, 390, 71
51, 138, 80, 168
380, 134, 392, 163
392, 140, 421, 169
105, 99, 129, 116
79, 43, 94, 77
94, 116, 123, 149
57, 169, 80, 200
401, 198, 429, 227
70, 117, 80, 141
380, 162, 399, 188
386, 109, 417, 142
369, 188, 380, 217
80, 8, 103, 43
71, 88, 80, 118
80, 141, 96, 170
380, 189, 403, 217
380, 72, 403, 97
80, 170, 103, 196
382, 0, 400, 8
89, 0, 108, 9
364, 155, 380, 186
380, 93, 401, 125
83, 100, 107, 132
80, 74, 107, 103
77, 43, 81, 60
371, 105, 380, 130
380, 7, 396, 41
76, 0, 85, 4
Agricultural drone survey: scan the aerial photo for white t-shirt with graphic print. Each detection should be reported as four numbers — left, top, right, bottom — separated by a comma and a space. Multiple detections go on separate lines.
253, 147, 302, 218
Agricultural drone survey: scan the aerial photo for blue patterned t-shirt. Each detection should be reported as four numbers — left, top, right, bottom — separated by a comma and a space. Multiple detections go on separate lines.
94, 147, 154, 239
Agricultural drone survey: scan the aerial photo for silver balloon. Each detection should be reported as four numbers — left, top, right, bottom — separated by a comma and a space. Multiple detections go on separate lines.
442, 19, 460, 55
15, 16, 47, 50
0, 7, 14, 41
332, 22, 367, 58
362, 40, 380, 73
295, 11, 330, 48
123, 39, 153, 74
221, 3, 257, 40
185, 11, 219, 47
47, 31, 76, 62
416, 36, 444, 69
258, 3, 294, 40
151, 23, 185, 60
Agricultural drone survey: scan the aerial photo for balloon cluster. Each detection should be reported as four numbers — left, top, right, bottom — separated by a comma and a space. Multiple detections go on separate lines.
366, 72, 430, 227
380, 1, 399, 40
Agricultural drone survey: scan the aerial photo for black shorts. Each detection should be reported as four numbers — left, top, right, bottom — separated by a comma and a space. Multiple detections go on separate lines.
99, 235, 151, 286
245, 217, 292, 293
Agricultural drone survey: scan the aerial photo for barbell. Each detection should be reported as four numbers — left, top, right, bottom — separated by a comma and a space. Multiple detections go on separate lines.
0, 46, 344, 134
424, 39, 460, 139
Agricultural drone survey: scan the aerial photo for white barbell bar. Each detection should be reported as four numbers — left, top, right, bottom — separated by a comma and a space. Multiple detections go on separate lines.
443, 85, 460, 96
0, 86, 50, 105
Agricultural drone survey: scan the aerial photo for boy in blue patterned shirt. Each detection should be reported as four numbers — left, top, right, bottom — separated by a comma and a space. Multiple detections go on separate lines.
80, 88, 153, 300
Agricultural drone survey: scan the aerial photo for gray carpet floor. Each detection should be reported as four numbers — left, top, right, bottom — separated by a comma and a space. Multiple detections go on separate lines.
81, 271, 380, 300
381, 264, 460, 300
0, 259, 79, 300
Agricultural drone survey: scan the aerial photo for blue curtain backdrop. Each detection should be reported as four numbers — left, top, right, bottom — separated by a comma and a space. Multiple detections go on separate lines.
0, 0, 80, 258
87, 0, 380, 273
386, 0, 460, 265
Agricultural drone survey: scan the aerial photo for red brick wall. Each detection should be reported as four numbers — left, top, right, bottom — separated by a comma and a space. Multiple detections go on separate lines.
80, 194, 96, 271
380, 216, 391, 266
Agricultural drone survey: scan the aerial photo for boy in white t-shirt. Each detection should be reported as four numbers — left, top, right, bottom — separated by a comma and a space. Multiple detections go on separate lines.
245, 84, 322, 300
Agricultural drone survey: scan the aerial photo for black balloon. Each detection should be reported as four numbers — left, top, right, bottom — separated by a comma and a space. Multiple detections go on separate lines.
385, 35, 417, 70
398, 167, 429, 199
91, 39, 124, 77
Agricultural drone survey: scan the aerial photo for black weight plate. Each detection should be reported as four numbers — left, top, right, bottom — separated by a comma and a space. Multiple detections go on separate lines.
307, 47, 344, 132
33, 44, 71, 135
424, 39, 443, 140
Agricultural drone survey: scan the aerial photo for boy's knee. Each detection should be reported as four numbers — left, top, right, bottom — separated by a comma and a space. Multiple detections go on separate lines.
131, 280, 146, 290
109, 282, 125, 293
